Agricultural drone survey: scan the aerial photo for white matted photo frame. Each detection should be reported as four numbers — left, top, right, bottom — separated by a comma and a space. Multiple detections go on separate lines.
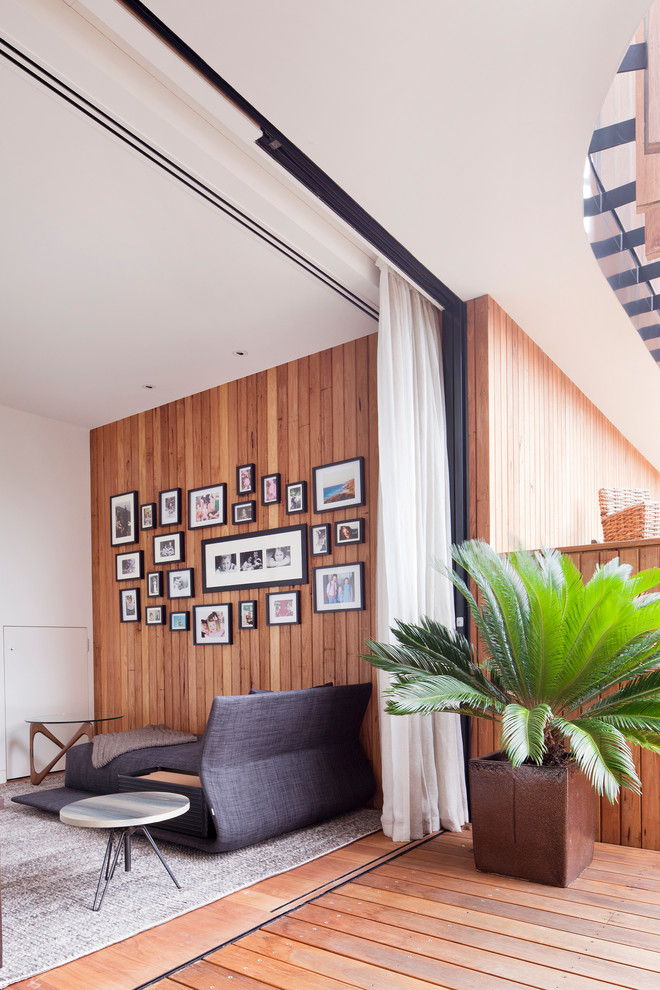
188, 483, 227, 529
334, 518, 365, 545
261, 472, 281, 506
146, 571, 163, 598
119, 587, 140, 622
310, 523, 331, 556
232, 500, 256, 525
312, 457, 365, 513
238, 600, 257, 630
266, 591, 300, 625
236, 463, 256, 495
285, 481, 307, 514
140, 502, 157, 531
159, 487, 182, 527
167, 567, 195, 599
201, 524, 308, 593
110, 490, 138, 546
169, 610, 189, 632
115, 549, 144, 582
153, 531, 185, 565
145, 605, 165, 626
313, 562, 365, 612
193, 603, 232, 645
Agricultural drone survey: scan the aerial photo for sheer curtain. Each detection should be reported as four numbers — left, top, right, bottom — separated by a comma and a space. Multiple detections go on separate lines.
376, 261, 468, 840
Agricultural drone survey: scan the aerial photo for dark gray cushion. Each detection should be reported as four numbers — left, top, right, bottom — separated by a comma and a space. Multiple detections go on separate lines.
64, 737, 204, 793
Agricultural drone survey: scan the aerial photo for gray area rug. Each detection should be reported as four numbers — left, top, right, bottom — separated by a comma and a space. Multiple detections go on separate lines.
0, 777, 382, 988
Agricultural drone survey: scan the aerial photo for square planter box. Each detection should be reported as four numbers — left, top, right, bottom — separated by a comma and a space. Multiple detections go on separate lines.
469, 751, 596, 886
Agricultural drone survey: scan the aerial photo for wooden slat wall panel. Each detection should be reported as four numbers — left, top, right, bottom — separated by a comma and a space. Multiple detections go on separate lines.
90, 336, 380, 796
468, 294, 660, 552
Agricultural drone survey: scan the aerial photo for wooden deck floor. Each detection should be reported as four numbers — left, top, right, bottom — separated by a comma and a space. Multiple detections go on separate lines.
15, 830, 660, 990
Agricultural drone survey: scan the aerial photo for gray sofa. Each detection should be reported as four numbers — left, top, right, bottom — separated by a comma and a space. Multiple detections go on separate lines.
12, 683, 376, 852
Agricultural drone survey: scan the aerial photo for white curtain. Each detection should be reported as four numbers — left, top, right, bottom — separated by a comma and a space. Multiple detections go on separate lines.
376, 261, 469, 840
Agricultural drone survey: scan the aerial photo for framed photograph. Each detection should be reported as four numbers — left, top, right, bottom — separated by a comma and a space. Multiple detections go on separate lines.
312, 457, 365, 513
236, 463, 256, 495
313, 562, 365, 612
188, 483, 227, 530
286, 481, 307, 515
110, 491, 138, 546
167, 567, 195, 599
140, 502, 157, 531
146, 571, 163, 598
119, 587, 140, 623
238, 600, 257, 630
153, 532, 185, 565
261, 472, 281, 506
232, 500, 256, 525
169, 610, 189, 632
145, 605, 165, 626
115, 549, 144, 582
201, 524, 308, 593
266, 591, 301, 625
193, 603, 232, 645
334, 518, 365, 545
310, 523, 331, 556
159, 487, 182, 527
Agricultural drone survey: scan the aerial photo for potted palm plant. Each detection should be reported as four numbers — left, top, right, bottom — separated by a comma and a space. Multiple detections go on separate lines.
364, 540, 660, 886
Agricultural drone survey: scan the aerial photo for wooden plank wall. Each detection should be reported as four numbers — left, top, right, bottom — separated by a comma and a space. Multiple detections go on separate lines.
466, 295, 660, 552
89, 334, 380, 789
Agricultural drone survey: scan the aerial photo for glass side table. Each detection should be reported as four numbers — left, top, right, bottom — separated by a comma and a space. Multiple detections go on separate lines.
25, 714, 123, 785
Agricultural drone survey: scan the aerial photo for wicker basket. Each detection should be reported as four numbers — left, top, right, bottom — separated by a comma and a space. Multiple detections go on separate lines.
598, 487, 652, 524
600, 498, 660, 542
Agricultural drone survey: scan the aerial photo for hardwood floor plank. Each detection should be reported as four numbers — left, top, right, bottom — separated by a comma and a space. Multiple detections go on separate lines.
280, 904, 621, 990
205, 944, 356, 990
319, 892, 658, 990
168, 959, 276, 989
338, 882, 660, 971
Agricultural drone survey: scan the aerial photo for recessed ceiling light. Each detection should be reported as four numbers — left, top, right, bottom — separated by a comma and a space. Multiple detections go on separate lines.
142, 384, 154, 390
233, 350, 248, 357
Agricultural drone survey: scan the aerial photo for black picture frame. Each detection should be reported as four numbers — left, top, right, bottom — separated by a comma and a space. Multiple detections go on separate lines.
188, 483, 227, 529
140, 502, 157, 531
110, 490, 138, 547
261, 472, 281, 506
312, 457, 365, 513
232, 500, 256, 525
238, 600, 258, 630
159, 487, 182, 527
266, 591, 301, 625
236, 463, 256, 495
146, 571, 163, 598
310, 523, 331, 556
285, 481, 307, 514
167, 567, 195, 599
313, 562, 365, 612
119, 587, 140, 622
334, 518, 365, 545
169, 610, 189, 632
201, 524, 308, 593
115, 549, 144, 582
153, 531, 185, 565
145, 605, 165, 626
193, 603, 232, 645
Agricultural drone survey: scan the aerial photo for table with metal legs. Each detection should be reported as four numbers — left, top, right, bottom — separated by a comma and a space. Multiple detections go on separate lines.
60, 791, 190, 911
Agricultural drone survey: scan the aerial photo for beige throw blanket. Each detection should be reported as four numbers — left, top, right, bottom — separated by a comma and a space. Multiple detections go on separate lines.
91, 723, 197, 768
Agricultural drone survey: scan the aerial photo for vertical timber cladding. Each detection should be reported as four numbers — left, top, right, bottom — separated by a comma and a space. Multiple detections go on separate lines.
89, 335, 380, 789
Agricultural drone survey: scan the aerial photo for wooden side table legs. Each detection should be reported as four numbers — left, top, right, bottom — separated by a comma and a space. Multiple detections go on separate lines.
29, 721, 94, 785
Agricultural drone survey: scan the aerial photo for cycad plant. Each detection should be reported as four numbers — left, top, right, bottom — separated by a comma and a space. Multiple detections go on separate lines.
365, 540, 660, 803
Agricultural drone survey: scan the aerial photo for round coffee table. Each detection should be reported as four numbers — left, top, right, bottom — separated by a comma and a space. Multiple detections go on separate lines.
60, 791, 190, 910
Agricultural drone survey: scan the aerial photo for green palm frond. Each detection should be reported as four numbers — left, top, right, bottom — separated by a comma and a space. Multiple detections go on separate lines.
362, 538, 660, 799
501, 703, 552, 766
382, 673, 504, 718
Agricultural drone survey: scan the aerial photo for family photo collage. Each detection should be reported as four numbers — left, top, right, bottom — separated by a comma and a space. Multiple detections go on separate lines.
110, 456, 367, 644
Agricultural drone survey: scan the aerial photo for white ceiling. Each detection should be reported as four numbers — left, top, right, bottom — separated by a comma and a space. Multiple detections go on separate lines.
2, 0, 660, 468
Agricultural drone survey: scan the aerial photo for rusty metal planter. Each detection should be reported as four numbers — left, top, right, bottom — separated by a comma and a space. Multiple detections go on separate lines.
469, 751, 597, 887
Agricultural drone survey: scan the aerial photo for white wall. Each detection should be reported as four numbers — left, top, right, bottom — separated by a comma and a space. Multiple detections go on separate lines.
0, 404, 93, 781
